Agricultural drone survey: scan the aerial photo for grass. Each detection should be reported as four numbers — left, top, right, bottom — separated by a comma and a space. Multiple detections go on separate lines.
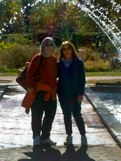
86, 79, 121, 85
86, 71, 121, 76
0, 71, 18, 76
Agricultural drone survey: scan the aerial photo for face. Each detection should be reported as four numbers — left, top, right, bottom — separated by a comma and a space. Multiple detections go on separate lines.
43, 41, 55, 57
62, 45, 72, 60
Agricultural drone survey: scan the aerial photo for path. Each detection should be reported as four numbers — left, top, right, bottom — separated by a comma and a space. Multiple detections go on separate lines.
0, 83, 121, 160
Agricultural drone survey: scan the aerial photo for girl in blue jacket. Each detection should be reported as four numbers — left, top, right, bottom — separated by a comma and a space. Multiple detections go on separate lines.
57, 41, 87, 146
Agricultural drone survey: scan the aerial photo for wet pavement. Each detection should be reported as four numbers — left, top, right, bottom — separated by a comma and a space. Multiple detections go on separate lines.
0, 76, 121, 160
85, 85, 121, 148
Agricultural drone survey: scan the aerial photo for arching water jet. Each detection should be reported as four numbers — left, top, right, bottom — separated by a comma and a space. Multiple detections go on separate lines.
75, 0, 121, 56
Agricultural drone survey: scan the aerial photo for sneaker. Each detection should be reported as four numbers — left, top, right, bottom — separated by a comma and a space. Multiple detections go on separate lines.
81, 135, 87, 146
42, 138, 56, 146
64, 135, 72, 145
33, 136, 41, 147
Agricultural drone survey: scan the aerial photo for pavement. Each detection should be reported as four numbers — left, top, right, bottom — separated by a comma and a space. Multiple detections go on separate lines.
0, 76, 121, 161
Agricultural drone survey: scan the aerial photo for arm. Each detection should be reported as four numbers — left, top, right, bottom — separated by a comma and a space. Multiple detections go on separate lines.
26, 55, 40, 91
77, 59, 86, 103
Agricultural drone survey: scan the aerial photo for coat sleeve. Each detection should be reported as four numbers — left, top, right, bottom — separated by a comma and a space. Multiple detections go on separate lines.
26, 55, 39, 89
78, 59, 86, 95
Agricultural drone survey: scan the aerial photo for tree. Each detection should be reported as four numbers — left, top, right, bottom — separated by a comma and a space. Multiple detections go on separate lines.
21, 0, 34, 33
0, 0, 24, 34
29, 1, 97, 42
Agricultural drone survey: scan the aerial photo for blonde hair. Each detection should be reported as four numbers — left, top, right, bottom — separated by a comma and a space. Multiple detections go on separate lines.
40, 37, 56, 54
59, 41, 79, 60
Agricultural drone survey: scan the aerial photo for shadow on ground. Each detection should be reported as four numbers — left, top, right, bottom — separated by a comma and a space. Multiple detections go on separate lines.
18, 145, 95, 161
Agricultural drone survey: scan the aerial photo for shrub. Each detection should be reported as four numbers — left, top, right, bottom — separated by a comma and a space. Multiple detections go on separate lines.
110, 57, 121, 69
0, 64, 9, 72
78, 47, 101, 61
0, 43, 39, 68
2, 34, 32, 45
85, 60, 111, 72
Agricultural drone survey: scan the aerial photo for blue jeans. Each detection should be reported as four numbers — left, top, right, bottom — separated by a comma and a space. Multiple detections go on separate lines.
59, 97, 86, 136
31, 91, 57, 139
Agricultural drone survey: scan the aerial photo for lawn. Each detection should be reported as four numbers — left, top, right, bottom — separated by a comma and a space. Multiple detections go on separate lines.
86, 71, 121, 76
0, 70, 121, 77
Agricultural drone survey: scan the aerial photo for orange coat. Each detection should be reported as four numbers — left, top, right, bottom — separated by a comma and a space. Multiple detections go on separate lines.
22, 53, 57, 109
22, 83, 56, 109
26, 54, 57, 89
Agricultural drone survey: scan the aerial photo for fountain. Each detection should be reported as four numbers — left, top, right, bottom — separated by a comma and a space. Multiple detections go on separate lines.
75, 0, 121, 56
0, 0, 121, 149
0, 0, 121, 55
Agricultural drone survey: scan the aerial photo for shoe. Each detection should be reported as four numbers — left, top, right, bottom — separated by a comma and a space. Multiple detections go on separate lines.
64, 135, 72, 145
33, 136, 41, 147
42, 138, 56, 146
81, 135, 87, 146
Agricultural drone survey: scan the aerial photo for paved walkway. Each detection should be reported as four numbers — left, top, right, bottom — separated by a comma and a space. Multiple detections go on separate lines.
0, 76, 121, 161
1, 75, 121, 83
86, 76, 121, 80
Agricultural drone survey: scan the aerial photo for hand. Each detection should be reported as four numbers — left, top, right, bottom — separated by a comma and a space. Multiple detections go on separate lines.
77, 95, 83, 104
25, 108, 30, 114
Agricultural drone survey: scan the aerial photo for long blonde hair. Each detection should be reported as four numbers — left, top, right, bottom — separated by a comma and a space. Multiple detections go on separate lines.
59, 41, 79, 60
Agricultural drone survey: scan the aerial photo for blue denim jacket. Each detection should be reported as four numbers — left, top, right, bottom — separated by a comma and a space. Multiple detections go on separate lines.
57, 58, 86, 99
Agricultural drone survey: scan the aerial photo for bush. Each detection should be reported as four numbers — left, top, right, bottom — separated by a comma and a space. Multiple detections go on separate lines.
78, 47, 101, 61
110, 57, 121, 69
2, 34, 32, 45
0, 43, 39, 68
85, 60, 111, 72
0, 64, 9, 72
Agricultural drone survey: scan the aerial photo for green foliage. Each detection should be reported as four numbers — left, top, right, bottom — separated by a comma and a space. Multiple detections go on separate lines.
0, 41, 12, 50
0, 42, 39, 68
0, 0, 24, 33
85, 60, 111, 72
91, 30, 118, 59
78, 47, 112, 72
0, 0, 120, 72
1, 34, 32, 44
0, 0, 120, 44
79, 48, 100, 61
0, 64, 9, 72
110, 57, 121, 69
29, 1, 97, 41
104, 42, 117, 56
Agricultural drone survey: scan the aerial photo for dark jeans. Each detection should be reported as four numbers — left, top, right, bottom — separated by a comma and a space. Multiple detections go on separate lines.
59, 97, 86, 136
31, 91, 57, 139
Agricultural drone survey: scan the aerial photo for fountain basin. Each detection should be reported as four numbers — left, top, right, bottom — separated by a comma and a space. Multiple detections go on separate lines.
85, 84, 121, 147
